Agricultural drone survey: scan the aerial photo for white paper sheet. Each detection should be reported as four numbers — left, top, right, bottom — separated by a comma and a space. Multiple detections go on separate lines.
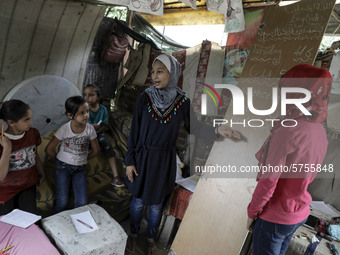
224, 0, 245, 33
310, 201, 340, 218
0, 209, 41, 228
175, 175, 199, 192
70, 210, 99, 233
128, 0, 163, 16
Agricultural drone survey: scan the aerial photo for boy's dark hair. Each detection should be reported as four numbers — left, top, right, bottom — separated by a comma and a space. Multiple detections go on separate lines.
0, 99, 30, 122
65, 96, 86, 118
84, 84, 102, 97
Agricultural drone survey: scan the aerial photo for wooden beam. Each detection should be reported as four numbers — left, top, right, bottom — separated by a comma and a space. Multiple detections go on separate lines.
141, 7, 224, 26
332, 10, 340, 22
140, 0, 281, 26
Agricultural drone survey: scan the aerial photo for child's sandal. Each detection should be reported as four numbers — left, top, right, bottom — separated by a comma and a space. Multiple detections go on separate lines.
125, 235, 137, 253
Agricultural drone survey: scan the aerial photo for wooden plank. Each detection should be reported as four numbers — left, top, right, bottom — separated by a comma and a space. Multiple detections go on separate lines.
170, 134, 260, 255
63, 4, 105, 89
141, 7, 224, 26
24, 0, 67, 78
241, 0, 336, 79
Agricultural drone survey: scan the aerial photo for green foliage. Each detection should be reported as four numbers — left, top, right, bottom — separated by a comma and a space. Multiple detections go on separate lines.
105, 6, 128, 21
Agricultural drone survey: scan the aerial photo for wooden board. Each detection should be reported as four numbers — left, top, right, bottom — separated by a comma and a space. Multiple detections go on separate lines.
170, 129, 260, 255
141, 6, 224, 26
171, 1, 336, 254
241, 0, 336, 79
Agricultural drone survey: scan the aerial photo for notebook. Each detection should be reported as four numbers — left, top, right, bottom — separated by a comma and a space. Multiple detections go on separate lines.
0, 209, 41, 228
70, 210, 98, 233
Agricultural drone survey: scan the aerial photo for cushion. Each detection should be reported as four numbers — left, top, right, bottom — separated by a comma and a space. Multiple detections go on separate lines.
42, 204, 127, 255
0, 220, 60, 255
328, 224, 340, 239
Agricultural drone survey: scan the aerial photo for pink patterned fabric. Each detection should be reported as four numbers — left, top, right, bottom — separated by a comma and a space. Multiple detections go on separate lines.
0, 220, 60, 255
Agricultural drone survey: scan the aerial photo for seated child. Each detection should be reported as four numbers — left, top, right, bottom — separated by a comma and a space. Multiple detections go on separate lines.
45, 96, 99, 212
0, 99, 45, 215
83, 84, 124, 187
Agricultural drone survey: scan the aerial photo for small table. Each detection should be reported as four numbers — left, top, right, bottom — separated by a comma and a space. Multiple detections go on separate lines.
42, 204, 127, 255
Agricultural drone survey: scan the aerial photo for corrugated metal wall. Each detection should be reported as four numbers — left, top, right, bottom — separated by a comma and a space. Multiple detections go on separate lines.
0, 0, 106, 100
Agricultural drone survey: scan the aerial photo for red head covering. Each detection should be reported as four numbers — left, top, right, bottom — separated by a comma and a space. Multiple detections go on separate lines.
278, 64, 332, 123
255, 64, 332, 174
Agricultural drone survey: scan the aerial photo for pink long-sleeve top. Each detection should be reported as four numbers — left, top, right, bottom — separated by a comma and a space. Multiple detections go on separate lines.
247, 120, 328, 225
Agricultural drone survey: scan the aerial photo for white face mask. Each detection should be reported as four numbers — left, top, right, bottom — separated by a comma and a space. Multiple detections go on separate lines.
4, 132, 25, 140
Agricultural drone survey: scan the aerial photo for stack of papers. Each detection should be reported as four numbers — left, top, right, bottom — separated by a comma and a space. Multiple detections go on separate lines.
70, 210, 98, 233
0, 209, 41, 228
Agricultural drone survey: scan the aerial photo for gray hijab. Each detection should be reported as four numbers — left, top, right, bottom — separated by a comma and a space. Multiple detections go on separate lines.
145, 54, 185, 110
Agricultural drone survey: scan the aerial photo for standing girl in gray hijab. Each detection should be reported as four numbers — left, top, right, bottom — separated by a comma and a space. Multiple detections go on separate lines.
125, 53, 240, 254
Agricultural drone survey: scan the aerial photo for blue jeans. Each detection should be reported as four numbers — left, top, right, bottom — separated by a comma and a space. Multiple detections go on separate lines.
130, 197, 164, 238
54, 159, 87, 213
252, 217, 307, 255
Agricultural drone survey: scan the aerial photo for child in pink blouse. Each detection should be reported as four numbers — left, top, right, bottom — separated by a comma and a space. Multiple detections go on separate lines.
247, 64, 332, 255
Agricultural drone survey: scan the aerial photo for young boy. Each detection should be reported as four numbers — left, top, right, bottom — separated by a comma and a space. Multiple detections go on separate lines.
83, 84, 124, 187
